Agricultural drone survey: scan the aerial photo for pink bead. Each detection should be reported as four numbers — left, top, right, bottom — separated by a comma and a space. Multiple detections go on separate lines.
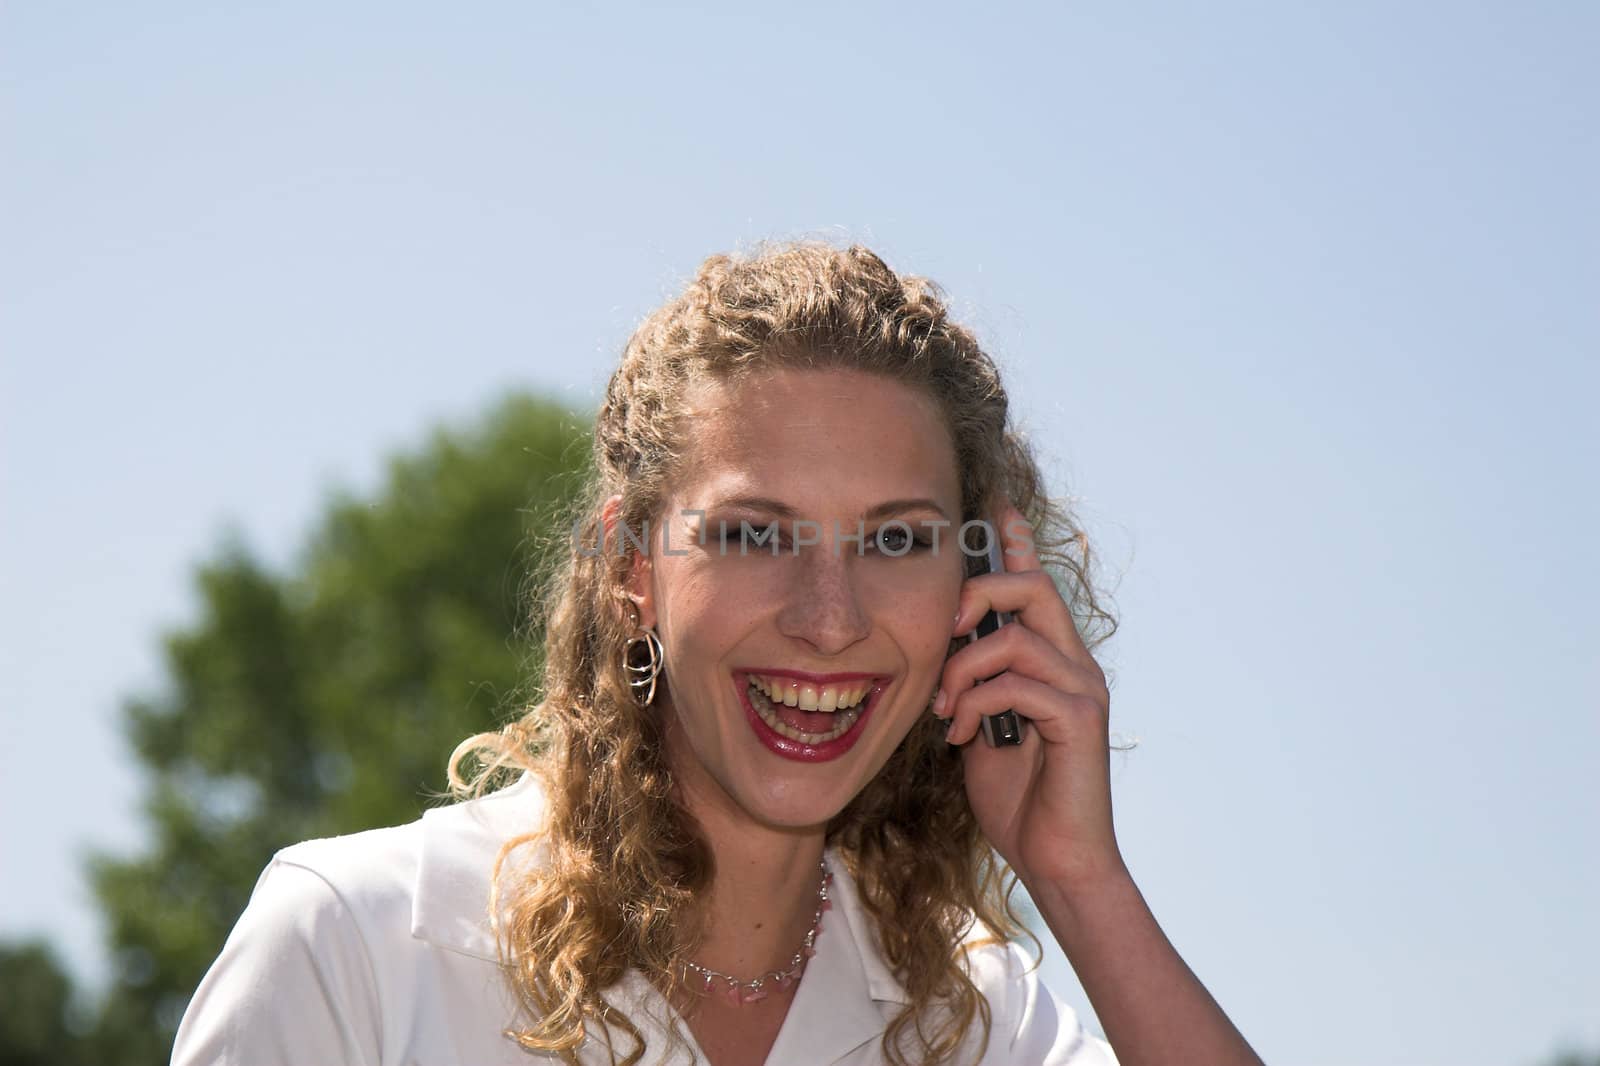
743, 987, 769, 1003
803, 945, 816, 958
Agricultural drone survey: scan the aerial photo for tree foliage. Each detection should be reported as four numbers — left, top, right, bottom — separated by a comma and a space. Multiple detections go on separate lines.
0, 940, 90, 1066
68, 393, 590, 1064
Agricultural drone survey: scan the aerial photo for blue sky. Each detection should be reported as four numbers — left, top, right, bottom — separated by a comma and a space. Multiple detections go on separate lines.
3, 3, 1596, 1064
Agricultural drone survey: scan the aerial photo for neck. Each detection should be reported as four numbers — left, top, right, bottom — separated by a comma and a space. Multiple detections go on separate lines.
663, 713, 830, 980
688, 787, 829, 980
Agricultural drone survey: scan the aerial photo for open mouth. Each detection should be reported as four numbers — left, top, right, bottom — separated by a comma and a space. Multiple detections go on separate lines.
746, 674, 870, 742
734, 670, 888, 761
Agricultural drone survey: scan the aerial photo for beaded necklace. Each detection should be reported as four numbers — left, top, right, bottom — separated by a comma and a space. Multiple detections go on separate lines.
678, 859, 832, 1005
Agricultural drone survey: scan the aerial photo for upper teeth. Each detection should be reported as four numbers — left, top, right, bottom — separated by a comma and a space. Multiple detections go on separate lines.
749, 675, 872, 712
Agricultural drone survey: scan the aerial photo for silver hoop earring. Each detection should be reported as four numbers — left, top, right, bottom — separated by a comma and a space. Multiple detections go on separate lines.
623, 627, 664, 707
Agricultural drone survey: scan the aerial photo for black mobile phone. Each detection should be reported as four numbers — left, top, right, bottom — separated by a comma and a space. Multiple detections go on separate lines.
965, 531, 1026, 747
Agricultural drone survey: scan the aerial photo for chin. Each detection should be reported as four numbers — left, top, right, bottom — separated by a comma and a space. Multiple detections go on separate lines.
739, 779, 856, 831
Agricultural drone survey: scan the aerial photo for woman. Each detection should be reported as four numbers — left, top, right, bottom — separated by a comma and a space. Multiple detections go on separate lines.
172, 243, 1264, 1065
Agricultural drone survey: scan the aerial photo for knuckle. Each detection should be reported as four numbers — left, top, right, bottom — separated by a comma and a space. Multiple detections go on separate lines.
997, 620, 1026, 649
943, 646, 977, 686
1064, 691, 1108, 719
941, 666, 966, 696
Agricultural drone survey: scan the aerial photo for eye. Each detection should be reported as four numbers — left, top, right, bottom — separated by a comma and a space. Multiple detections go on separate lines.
870, 523, 928, 556
708, 518, 783, 554
876, 526, 909, 553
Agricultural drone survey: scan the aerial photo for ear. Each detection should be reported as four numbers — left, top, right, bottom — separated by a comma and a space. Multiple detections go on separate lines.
602, 493, 657, 630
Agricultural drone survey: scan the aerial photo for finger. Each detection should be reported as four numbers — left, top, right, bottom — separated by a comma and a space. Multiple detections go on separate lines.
996, 504, 1042, 573
953, 568, 1082, 663
939, 621, 1103, 715
956, 505, 1100, 671
944, 672, 1108, 748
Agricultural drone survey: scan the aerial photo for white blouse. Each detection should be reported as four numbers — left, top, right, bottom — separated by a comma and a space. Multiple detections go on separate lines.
171, 775, 1118, 1065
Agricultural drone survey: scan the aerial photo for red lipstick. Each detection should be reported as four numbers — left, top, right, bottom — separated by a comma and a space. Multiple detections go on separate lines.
733, 670, 886, 763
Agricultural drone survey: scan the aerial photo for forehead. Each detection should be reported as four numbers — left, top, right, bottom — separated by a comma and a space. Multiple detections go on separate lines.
671, 367, 960, 513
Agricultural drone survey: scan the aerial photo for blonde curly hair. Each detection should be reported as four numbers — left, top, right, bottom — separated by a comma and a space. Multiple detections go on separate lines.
450, 241, 1116, 1065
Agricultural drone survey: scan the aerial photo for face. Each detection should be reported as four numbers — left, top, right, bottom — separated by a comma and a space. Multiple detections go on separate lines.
626, 367, 965, 834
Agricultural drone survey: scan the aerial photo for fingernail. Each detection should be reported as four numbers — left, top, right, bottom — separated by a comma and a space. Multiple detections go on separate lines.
933, 690, 948, 717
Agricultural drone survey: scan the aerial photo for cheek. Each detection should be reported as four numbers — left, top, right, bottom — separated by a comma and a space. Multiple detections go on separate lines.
863, 563, 962, 659
657, 565, 769, 672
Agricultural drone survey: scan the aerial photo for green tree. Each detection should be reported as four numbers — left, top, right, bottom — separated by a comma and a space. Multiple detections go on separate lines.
83, 393, 591, 1064
0, 940, 90, 1066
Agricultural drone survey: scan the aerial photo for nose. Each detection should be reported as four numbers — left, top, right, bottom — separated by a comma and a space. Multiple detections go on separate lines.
775, 548, 872, 656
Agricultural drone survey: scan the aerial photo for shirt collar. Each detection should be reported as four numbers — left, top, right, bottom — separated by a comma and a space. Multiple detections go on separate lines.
761, 842, 911, 1065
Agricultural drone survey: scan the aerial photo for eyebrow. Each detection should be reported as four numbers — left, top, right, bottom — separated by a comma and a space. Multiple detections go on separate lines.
703, 495, 953, 522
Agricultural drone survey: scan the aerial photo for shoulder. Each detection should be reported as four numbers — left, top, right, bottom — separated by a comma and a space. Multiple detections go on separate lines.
267, 819, 422, 928
265, 774, 552, 959
169, 829, 411, 1066
172, 776, 552, 1066
959, 938, 1120, 1065
828, 859, 1117, 1066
